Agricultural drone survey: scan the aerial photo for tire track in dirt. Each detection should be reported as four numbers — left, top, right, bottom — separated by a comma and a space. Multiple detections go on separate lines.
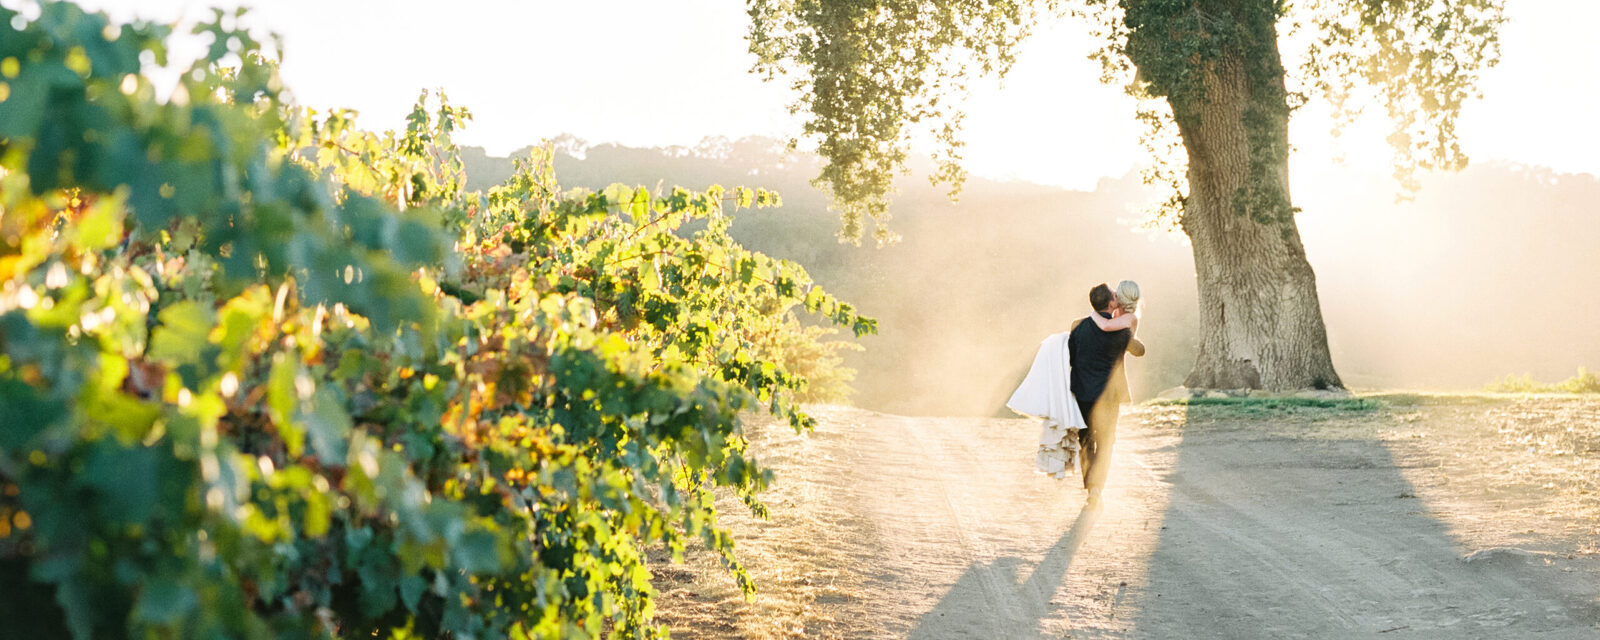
819, 411, 1174, 638
898, 416, 1027, 635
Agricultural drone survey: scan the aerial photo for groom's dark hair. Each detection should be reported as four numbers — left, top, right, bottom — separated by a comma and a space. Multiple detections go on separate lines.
1089, 283, 1113, 313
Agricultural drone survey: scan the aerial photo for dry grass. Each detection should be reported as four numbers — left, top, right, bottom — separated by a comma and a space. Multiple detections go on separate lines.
1378, 394, 1600, 554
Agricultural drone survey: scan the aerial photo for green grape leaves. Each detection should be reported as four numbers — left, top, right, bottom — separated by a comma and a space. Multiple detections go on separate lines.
0, 4, 875, 638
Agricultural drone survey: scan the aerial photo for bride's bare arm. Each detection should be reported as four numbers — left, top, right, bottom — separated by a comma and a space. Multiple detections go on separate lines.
1089, 311, 1137, 332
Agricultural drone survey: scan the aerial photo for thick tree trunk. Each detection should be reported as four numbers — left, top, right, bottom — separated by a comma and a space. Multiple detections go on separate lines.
1168, 52, 1343, 391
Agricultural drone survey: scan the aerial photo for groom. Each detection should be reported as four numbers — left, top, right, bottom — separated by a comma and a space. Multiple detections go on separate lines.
1068, 283, 1145, 507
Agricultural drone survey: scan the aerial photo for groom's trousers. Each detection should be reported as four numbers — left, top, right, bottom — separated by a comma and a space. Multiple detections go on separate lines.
1077, 396, 1122, 492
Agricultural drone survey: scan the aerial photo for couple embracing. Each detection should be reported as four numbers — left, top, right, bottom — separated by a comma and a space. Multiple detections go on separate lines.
1007, 281, 1145, 509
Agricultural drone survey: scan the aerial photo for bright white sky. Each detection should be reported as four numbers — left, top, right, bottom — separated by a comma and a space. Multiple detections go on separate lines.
37, 0, 1600, 190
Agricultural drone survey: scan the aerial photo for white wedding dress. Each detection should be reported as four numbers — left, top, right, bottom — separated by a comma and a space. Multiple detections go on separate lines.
1006, 331, 1085, 479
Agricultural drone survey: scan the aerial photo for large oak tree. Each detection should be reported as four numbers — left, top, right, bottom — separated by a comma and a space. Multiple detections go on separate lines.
746, 0, 1504, 391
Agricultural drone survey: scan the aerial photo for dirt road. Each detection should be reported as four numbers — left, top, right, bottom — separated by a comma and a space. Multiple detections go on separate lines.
657, 399, 1600, 639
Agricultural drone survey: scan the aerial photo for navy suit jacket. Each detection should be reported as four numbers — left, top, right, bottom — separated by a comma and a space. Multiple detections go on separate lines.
1068, 312, 1137, 411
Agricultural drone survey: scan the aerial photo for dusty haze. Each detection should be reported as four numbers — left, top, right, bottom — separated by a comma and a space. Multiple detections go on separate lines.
464, 140, 1600, 415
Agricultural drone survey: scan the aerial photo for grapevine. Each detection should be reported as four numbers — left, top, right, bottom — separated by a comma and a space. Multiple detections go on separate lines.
0, 3, 873, 638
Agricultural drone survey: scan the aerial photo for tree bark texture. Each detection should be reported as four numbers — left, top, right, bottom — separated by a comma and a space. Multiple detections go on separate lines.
1166, 47, 1344, 391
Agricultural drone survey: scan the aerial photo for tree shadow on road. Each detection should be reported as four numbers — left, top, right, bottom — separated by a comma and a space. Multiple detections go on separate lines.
908, 504, 1103, 639
1122, 405, 1598, 638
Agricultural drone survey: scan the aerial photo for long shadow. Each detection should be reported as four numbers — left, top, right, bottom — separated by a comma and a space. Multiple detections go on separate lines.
1123, 405, 1595, 638
908, 504, 1102, 639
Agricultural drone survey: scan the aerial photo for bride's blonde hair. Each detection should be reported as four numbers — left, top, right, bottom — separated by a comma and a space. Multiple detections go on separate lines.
1115, 280, 1141, 314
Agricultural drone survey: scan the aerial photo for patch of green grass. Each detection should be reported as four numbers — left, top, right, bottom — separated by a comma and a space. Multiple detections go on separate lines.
1146, 388, 1595, 416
